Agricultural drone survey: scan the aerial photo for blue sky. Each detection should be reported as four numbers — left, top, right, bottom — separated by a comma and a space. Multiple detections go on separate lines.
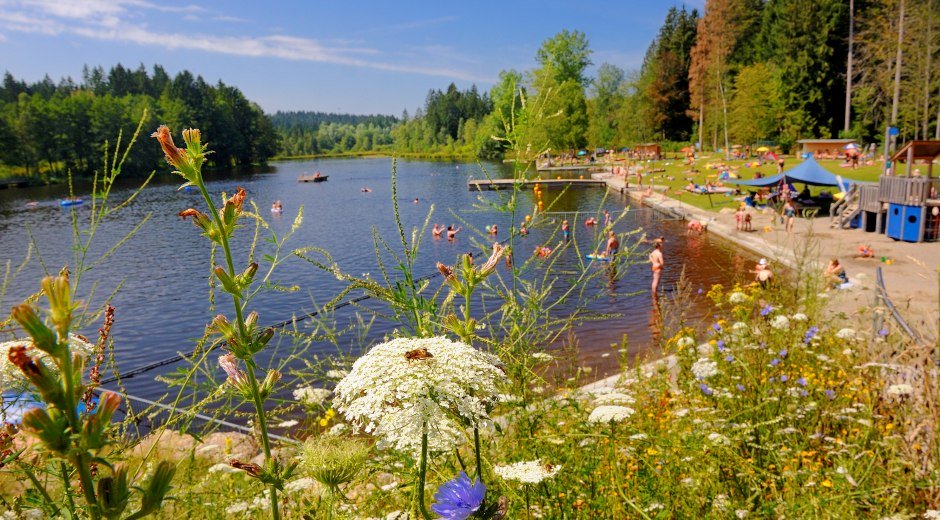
0, 0, 702, 115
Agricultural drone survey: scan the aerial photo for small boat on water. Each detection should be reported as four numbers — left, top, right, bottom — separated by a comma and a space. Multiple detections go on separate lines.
298, 172, 328, 183
59, 198, 84, 207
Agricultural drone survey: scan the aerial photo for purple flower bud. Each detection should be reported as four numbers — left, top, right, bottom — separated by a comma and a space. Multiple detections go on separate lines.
699, 384, 713, 396
713, 323, 722, 332
825, 389, 836, 400
797, 377, 807, 387
724, 355, 734, 362
717, 340, 726, 351
800, 389, 808, 397
736, 384, 746, 392
779, 349, 788, 358
770, 358, 780, 367
760, 304, 774, 316
878, 328, 889, 337
780, 374, 788, 383
697, 288, 704, 294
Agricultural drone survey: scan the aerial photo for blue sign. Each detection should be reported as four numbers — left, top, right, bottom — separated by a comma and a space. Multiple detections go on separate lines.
888, 126, 899, 136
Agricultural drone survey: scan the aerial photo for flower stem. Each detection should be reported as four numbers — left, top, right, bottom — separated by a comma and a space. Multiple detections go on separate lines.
59, 347, 100, 520
473, 426, 483, 485
417, 426, 432, 520
525, 484, 531, 520
196, 174, 279, 520
57, 462, 75, 516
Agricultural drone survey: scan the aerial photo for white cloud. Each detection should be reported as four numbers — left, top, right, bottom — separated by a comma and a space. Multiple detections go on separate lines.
0, 33, 6, 42
0, 0, 486, 82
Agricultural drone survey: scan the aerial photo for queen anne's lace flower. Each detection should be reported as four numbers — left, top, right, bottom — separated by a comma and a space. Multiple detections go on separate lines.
886, 384, 914, 398
791, 313, 808, 322
592, 391, 635, 406
494, 459, 561, 484
728, 292, 747, 304
677, 337, 695, 348
333, 336, 505, 456
588, 405, 635, 423
531, 352, 554, 362
0, 335, 94, 390
836, 328, 857, 340
691, 358, 719, 379
293, 386, 331, 406
770, 315, 790, 330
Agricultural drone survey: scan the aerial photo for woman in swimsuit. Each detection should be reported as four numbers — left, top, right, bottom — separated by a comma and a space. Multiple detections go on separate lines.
781, 200, 796, 234
447, 225, 461, 241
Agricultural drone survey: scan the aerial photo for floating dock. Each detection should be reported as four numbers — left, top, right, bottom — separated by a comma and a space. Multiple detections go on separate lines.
468, 178, 608, 191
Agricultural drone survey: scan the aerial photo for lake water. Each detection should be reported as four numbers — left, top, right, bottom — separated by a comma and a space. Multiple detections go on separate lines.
0, 157, 755, 402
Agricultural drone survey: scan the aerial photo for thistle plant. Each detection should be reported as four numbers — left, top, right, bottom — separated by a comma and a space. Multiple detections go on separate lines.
152, 125, 291, 519
7, 271, 175, 519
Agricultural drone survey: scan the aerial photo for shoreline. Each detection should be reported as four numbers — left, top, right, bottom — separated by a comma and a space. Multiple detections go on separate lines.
596, 172, 940, 342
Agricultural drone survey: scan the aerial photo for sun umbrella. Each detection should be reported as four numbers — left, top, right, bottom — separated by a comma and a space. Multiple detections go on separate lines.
843, 143, 859, 150
680, 146, 694, 152
756, 146, 770, 152
577, 150, 587, 156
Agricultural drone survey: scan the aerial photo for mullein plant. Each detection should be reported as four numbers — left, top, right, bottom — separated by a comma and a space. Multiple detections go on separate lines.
8, 270, 175, 519
151, 126, 292, 519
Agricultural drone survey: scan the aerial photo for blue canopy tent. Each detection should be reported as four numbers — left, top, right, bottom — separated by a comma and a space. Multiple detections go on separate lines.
728, 157, 862, 191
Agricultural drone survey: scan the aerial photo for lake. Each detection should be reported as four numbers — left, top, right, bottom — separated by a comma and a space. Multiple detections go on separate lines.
0, 157, 755, 403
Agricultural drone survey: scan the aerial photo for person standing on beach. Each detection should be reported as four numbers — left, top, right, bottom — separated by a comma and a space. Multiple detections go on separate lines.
781, 199, 796, 234
649, 239, 664, 296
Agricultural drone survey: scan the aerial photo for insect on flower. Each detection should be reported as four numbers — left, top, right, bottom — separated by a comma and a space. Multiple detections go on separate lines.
404, 347, 434, 362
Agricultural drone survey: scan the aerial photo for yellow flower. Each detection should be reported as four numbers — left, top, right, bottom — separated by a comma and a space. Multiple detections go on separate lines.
319, 418, 328, 427
820, 479, 833, 488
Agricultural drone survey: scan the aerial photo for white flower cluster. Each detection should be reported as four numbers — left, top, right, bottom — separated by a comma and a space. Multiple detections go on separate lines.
531, 352, 554, 362
588, 405, 635, 424
494, 459, 561, 484
697, 342, 714, 356
691, 358, 719, 379
728, 292, 747, 304
293, 386, 332, 406
886, 384, 914, 398
284, 477, 317, 494
326, 369, 349, 379
770, 315, 790, 330
592, 392, 635, 406
0, 335, 94, 390
790, 313, 808, 322
333, 336, 505, 456
677, 336, 695, 348
835, 328, 857, 340
731, 322, 749, 333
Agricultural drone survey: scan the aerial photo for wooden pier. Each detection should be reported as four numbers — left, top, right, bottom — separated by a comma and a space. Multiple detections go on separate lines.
468, 178, 609, 191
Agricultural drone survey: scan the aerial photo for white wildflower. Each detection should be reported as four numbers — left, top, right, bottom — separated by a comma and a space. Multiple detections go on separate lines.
277, 420, 299, 428
629, 433, 648, 441
697, 342, 714, 356
494, 459, 561, 484
732, 321, 748, 332
531, 352, 554, 362
770, 315, 790, 330
380, 481, 399, 492
886, 384, 914, 398
707, 433, 730, 446
588, 405, 635, 424
736, 510, 749, 519
333, 336, 505, 456
208, 463, 240, 474
592, 392, 635, 406
728, 292, 747, 304
496, 393, 520, 404
924, 510, 940, 519
195, 444, 219, 454
712, 494, 729, 511
225, 502, 249, 514
645, 502, 664, 512
691, 358, 719, 379
674, 408, 689, 417
677, 336, 695, 348
791, 313, 808, 321
842, 348, 854, 356
835, 328, 856, 340
326, 369, 349, 379
294, 386, 331, 406
284, 477, 317, 494
327, 422, 349, 436
817, 354, 831, 363
681, 477, 694, 486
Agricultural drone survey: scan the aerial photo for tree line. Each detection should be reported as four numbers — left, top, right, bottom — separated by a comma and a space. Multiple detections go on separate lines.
0, 64, 279, 180
271, 111, 398, 156
383, 0, 938, 160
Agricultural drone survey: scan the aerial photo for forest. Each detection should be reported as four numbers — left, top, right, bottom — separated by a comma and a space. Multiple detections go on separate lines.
385, 0, 939, 159
0, 64, 278, 180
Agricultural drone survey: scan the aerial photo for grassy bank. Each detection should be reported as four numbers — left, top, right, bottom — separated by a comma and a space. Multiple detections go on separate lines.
273, 149, 478, 162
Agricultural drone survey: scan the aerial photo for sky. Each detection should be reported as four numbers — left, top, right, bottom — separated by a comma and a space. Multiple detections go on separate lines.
0, 0, 703, 115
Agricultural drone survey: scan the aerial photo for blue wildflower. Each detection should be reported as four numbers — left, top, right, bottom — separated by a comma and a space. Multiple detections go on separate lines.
736, 384, 746, 392
804, 326, 819, 344
717, 340, 726, 351
724, 355, 734, 363
760, 304, 774, 316
825, 389, 836, 400
699, 384, 713, 396
770, 358, 780, 367
713, 323, 722, 332
431, 472, 486, 520
697, 288, 704, 294
779, 349, 788, 358
800, 389, 808, 397
878, 328, 889, 337
796, 377, 807, 387
769, 377, 775, 383
780, 374, 788, 383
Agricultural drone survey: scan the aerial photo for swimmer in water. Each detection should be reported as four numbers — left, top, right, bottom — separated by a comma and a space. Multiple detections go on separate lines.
413, 198, 420, 204
432, 224, 444, 237
361, 187, 372, 193
447, 225, 461, 241
519, 222, 528, 236
489, 224, 498, 236
649, 239, 664, 296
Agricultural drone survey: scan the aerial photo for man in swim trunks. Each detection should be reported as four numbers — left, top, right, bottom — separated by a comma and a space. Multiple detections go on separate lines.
649, 239, 664, 295
753, 258, 773, 288
605, 231, 619, 256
